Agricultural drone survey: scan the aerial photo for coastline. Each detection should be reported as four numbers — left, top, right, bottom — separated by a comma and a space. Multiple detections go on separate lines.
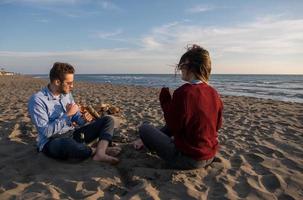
29, 73, 303, 104
0, 75, 302, 199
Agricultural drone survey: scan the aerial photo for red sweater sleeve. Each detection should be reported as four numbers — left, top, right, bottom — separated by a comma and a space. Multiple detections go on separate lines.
159, 87, 172, 107
216, 99, 223, 131
160, 88, 186, 135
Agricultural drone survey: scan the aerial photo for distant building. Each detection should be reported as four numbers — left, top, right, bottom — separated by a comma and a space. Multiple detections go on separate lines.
0, 69, 14, 76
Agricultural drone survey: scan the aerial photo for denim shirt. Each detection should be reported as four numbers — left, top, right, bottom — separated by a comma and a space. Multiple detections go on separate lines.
28, 86, 85, 151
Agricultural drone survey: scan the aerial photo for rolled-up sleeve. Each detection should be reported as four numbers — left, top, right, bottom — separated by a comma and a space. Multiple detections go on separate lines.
71, 111, 86, 126
28, 96, 72, 138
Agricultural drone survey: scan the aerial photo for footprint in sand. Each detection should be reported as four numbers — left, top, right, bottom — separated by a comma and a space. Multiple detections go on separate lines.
105, 184, 128, 196
243, 153, 264, 164
273, 150, 285, 158
21, 182, 57, 199
281, 158, 303, 172
1, 181, 18, 191
251, 164, 271, 176
277, 193, 296, 200
233, 176, 251, 199
242, 153, 274, 177
52, 180, 84, 199
82, 180, 99, 192
260, 173, 281, 192
257, 145, 275, 156
230, 155, 244, 169
207, 180, 228, 199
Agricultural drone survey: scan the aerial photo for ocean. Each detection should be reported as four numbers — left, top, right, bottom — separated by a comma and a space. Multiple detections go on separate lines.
33, 74, 303, 103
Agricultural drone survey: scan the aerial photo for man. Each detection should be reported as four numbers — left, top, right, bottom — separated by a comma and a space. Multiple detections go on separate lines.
28, 62, 120, 164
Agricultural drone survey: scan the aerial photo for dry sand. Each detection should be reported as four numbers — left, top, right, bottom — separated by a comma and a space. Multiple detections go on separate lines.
0, 75, 302, 200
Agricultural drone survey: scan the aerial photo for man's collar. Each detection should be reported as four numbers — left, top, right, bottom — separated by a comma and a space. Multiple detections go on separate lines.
43, 85, 60, 100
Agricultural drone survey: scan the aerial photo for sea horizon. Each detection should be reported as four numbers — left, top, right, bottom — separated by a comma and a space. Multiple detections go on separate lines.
30, 74, 303, 104
27, 73, 303, 75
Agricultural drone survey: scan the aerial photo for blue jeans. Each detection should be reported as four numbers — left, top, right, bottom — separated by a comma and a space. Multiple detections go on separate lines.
139, 123, 214, 169
42, 116, 115, 160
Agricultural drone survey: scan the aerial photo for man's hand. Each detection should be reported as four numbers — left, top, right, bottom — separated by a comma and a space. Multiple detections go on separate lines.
82, 111, 94, 122
66, 103, 79, 117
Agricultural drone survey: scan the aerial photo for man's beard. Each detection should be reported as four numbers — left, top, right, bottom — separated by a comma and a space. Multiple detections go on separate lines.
59, 84, 70, 94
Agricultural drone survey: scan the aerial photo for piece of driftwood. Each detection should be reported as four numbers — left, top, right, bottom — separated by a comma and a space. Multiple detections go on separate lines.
78, 103, 122, 120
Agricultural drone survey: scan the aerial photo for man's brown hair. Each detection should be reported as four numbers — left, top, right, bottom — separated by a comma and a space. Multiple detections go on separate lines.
49, 62, 75, 82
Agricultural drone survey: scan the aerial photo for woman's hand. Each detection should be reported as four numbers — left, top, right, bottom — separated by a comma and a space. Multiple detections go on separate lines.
159, 87, 172, 103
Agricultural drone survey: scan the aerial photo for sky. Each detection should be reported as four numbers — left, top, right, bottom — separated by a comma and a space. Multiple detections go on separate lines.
0, 0, 303, 74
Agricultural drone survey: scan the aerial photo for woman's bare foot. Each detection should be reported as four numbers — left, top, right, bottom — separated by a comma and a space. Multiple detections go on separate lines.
106, 147, 122, 156
93, 153, 119, 165
133, 139, 144, 150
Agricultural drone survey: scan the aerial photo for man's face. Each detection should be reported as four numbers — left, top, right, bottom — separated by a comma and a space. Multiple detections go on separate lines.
59, 73, 74, 94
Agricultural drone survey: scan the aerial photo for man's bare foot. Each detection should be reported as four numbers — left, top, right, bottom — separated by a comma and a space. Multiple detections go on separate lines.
111, 142, 118, 147
90, 141, 98, 148
93, 153, 119, 165
91, 147, 96, 156
133, 139, 144, 150
106, 147, 122, 156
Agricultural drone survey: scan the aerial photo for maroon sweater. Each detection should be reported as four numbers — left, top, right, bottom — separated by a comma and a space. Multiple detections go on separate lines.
160, 83, 223, 161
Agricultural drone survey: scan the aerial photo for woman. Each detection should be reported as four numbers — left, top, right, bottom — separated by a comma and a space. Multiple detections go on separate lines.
133, 44, 223, 169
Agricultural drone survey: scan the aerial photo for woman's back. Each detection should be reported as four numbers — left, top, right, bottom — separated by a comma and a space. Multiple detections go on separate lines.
168, 83, 223, 161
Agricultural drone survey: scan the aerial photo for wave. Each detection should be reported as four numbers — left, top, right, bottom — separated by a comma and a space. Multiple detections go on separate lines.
31, 74, 303, 103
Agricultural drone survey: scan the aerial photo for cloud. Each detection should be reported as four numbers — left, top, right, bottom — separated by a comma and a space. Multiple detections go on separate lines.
141, 16, 303, 55
0, 49, 177, 74
36, 19, 50, 23
135, 16, 303, 73
1, 0, 121, 17
0, 0, 83, 5
1, 16, 303, 74
142, 37, 162, 49
93, 29, 123, 39
99, 0, 121, 11
186, 5, 213, 13
141, 21, 185, 49
4, 0, 122, 10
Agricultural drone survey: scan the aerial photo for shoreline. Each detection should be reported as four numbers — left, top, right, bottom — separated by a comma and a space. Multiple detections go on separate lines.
0, 75, 302, 199
27, 74, 303, 105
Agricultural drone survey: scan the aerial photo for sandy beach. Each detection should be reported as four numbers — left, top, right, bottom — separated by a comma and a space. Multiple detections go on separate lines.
0, 75, 302, 200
